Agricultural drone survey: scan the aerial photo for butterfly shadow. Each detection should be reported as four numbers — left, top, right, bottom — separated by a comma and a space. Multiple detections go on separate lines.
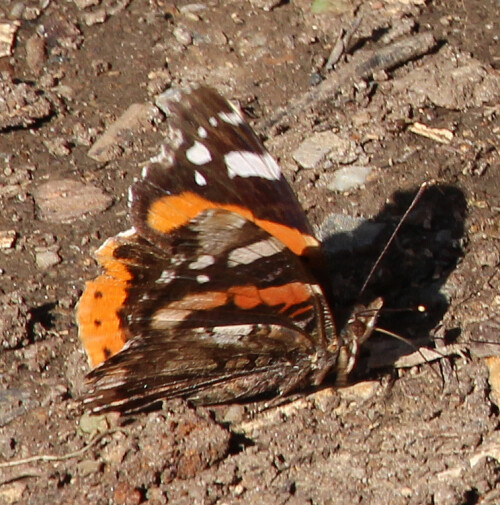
320, 183, 467, 378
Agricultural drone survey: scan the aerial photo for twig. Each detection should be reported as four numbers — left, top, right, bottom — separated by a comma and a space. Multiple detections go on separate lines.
325, 15, 363, 71
259, 32, 437, 134
0, 428, 123, 470
354, 32, 436, 78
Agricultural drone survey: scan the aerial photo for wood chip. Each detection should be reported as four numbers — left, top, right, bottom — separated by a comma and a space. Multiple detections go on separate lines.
408, 122, 454, 144
0, 20, 20, 58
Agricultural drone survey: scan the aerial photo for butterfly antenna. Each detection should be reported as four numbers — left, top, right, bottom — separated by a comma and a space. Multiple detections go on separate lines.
359, 181, 430, 297
374, 321, 444, 383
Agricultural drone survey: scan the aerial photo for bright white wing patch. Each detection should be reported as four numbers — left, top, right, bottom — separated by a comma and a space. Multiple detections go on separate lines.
227, 238, 284, 267
224, 151, 281, 181
188, 254, 215, 270
186, 141, 212, 165
194, 170, 207, 186
218, 110, 243, 126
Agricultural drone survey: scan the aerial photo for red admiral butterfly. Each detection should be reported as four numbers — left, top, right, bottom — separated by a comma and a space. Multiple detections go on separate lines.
77, 86, 381, 413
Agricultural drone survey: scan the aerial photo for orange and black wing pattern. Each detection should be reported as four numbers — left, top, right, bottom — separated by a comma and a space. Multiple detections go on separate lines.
77, 87, 360, 414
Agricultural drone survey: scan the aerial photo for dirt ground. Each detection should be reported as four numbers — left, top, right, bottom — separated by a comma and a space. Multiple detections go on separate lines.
0, 0, 499, 504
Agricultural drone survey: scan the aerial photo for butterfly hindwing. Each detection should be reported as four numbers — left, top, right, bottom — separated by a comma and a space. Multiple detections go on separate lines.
82, 210, 338, 413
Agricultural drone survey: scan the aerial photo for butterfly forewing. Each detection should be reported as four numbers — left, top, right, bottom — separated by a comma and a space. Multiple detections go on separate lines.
132, 86, 320, 257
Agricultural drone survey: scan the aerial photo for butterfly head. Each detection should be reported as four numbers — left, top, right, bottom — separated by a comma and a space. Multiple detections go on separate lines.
334, 297, 383, 381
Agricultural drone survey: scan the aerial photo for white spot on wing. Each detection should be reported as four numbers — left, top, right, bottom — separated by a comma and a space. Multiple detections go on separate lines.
116, 227, 137, 239
212, 324, 253, 336
197, 126, 208, 138
194, 170, 207, 186
218, 110, 243, 126
225, 151, 281, 180
228, 238, 283, 267
311, 284, 323, 295
198, 325, 254, 345
186, 141, 212, 165
196, 274, 210, 284
209, 116, 218, 127
170, 253, 186, 267
156, 269, 177, 284
188, 254, 215, 270
151, 309, 189, 329
96, 227, 137, 254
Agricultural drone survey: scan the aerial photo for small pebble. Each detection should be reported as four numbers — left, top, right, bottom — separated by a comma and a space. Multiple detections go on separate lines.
25, 33, 46, 75
72, 122, 95, 146
34, 179, 113, 223
113, 481, 142, 505
82, 9, 107, 26
9, 3, 26, 20
173, 26, 192, 46
79, 411, 109, 434
0, 482, 26, 504
0, 230, 16, 249
101, 442, 128, 465
76, 460, 102, 476
35, 249, 61, 269
320, 165, 372, 192
292, 131, 358, 169
337, 381, 379, 401
249, 0, 283, 11
73, 0, 101, 9
91, 59, 111, 75
179, 3, 206, 13
147, 68, 172, 96
43, 137, 71, 157
23, 7, 42, 21
223, 404, 245, 424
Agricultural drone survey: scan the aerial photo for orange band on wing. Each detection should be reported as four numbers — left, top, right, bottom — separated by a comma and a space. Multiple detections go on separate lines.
152, 282, 314, 327
77, 277, 128, 368
258, 282, 312, 313
96, 238, 133, 281
228, 282, 312, 312
289, 305, 313, 319
228, 285, 261, 310
77, 237, 133, 368
147, 191, 319, 256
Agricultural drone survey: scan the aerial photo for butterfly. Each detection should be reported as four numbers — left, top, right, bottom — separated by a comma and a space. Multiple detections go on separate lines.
76, 86, 381, 414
